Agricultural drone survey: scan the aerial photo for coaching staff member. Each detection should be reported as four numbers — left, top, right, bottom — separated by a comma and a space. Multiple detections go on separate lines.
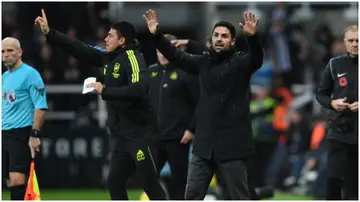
34, 9, 165, 200
144, 9, 263, 199
316, 25, 358, 200
148, 33, 199, 199
2, 37, 47, 200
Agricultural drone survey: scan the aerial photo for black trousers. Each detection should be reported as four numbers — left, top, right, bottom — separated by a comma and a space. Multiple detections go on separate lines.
107, 137, 166, 200
155, 139, 190, 200
185, 154, 250, 200
326, 139, 358, 200
217, 155, 259, 200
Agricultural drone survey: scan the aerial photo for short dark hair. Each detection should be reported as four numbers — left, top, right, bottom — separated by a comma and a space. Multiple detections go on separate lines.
213, 21, 236, 39
111, 21, 136, 44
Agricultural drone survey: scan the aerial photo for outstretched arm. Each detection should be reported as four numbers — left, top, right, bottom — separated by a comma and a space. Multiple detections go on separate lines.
234, 11, 264, 74
35, 9, 105, 67
144, 9, 202, 75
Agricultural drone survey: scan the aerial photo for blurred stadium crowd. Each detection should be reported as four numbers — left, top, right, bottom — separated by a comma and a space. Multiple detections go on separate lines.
2, 2, 358, 200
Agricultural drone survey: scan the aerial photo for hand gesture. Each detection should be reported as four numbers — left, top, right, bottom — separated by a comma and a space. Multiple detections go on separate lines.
87, 82, 104, 94
180, 130, 193, 144
331, 97, 350, 112
349, 101, 358, 112
29, 137, 41, 159
239, 11, 259, 36
171, 39, 189, 47
34, 9, 50, 35
143, 9, 159, 35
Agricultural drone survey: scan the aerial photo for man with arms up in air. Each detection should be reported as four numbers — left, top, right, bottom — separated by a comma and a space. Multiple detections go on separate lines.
2, 37, 47, 200
316, 25, 358, 200
144, 9, 263, 200
148, 33, 199, 200
34, 9, 166, 200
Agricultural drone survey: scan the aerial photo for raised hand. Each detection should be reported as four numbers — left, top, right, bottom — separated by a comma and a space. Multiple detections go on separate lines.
239, 11, 259, 36
34, 9, 50, 35
143, 9, 159, 35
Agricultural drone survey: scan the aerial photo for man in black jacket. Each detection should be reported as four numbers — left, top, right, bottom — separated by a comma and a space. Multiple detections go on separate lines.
144, 9, 264, 199
148, 34, 199, 199
316, 25, 358, 200
34, 9, 166, 200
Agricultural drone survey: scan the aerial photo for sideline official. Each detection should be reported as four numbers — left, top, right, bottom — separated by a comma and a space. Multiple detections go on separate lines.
2, 37, 47, 200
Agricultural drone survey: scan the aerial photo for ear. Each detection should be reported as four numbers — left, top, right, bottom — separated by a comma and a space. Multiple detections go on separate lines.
18, 48, 23, 57
231, 39, 236, 46
119, 37, 126, 46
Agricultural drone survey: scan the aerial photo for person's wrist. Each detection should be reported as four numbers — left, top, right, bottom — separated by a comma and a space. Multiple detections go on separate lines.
30, 129, 41, 138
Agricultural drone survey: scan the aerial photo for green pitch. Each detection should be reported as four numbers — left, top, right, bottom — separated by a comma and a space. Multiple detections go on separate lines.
2, 189, 312, 200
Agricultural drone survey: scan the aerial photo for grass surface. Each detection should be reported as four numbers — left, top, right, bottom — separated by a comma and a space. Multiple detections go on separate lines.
2, 189, 312, 200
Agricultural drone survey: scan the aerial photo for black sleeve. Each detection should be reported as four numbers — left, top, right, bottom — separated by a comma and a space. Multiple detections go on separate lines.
184, 73, 200, 133
46, 29, 105, 67
187, 39, 207, 55
101, 51, 149, 101
233, 34, 264, 74
316, 62, 334, 109
153, 33, 202, 75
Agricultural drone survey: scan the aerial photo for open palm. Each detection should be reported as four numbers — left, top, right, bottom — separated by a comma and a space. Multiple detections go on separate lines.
143, 9, 159, 34
239, 11, 259, 35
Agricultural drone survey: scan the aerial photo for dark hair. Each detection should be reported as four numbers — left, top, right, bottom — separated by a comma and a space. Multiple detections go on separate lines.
213, 21, 236, 39
111, 21, 136, 44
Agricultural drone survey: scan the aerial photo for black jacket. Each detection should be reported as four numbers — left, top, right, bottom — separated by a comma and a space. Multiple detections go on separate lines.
148, 63, 199, 140
46, 29, 157, 140
152, 33, 264, 160
316, 53, 358, 144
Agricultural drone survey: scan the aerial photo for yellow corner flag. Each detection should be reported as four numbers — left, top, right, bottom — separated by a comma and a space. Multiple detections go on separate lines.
24, 161, 41, 200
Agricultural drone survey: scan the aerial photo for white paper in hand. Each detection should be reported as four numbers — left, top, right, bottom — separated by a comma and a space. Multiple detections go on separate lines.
82, 77, 97, 94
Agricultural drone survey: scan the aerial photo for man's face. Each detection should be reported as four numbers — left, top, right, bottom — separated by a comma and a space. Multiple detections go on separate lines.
2, 40, 22, 68
104, 28, 124, 52
211, 27, 235, 53
157, 49, 169, 65
344, 30, 358, 57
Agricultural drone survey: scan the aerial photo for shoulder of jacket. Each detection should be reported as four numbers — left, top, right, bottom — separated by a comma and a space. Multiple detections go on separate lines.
328, 54, 347, 79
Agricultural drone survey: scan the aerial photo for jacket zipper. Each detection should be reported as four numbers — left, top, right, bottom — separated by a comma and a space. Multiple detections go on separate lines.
157, 69, 166, 123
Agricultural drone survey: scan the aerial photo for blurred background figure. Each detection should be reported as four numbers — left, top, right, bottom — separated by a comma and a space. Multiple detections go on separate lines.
1, 1, 357, 200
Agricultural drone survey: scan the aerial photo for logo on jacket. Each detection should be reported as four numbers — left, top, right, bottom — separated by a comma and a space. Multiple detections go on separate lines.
36, 86, 45, 96
151, 72, 158, 78
339, 77, 347, 87
170, 72, 178, 80
8, 90, 16, 103
136, 150, 145, 161
112, 63, 120, 78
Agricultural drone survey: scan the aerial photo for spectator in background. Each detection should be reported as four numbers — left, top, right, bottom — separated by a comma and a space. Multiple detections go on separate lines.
313, 24, 334, 64
283, 109, 312, 190
250, 85, 278, 187
331, 38, 346, 57
251, 49, 275, 87
267, 10, 300, 88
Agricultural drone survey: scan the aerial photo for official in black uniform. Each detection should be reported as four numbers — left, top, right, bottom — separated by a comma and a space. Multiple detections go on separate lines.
35, 9, 165, 200
144, 10, 263, 199
148, 34, 199, 199
316, 25, 358, 200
